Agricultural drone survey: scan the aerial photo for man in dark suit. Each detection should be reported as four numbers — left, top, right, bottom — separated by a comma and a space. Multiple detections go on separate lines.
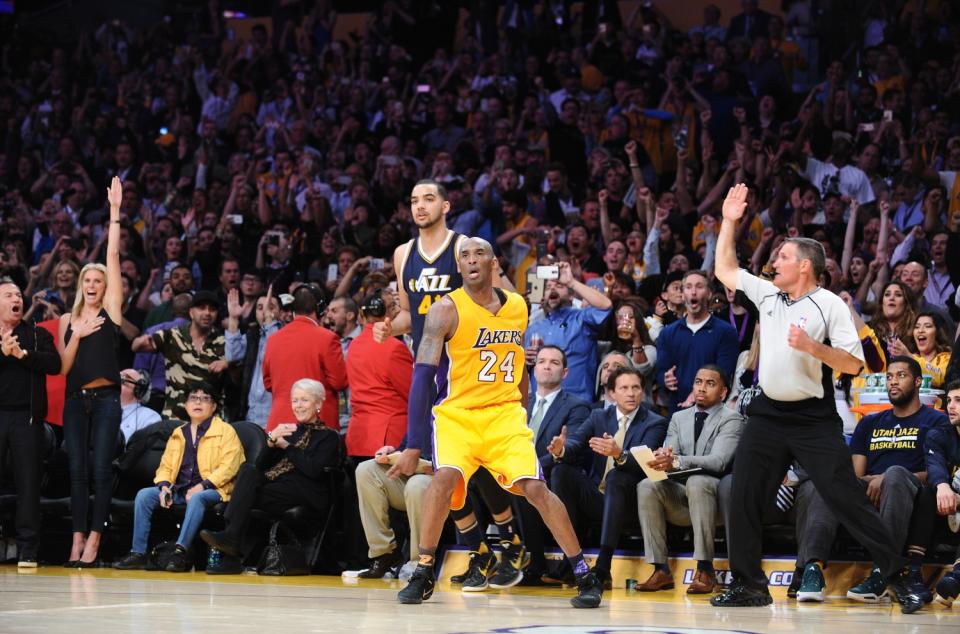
726, 0, 771, 42
548, 366, 669, 585
516, 346, 591, 582
636, 365, 745, 594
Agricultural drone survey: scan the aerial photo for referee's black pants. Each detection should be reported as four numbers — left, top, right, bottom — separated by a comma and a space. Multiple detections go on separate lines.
727, 393, 908, 589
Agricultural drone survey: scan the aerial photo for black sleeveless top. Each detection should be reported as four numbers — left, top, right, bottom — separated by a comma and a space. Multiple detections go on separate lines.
400, 230, 464, 354
64, 308, 121, 395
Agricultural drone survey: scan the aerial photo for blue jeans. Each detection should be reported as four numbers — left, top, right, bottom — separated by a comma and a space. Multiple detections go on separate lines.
63, 387, 121, 533
132, 486, 222, 553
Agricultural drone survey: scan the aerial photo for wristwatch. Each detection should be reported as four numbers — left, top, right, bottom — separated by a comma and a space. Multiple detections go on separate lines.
614, 450, 627, 466
671, 455, 682, 470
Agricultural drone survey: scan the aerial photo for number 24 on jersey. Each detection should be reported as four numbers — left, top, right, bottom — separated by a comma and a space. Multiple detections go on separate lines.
477, 350, 516, 383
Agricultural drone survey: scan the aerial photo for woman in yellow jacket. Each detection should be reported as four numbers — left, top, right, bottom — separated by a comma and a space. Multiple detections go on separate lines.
114, 382, 244, 572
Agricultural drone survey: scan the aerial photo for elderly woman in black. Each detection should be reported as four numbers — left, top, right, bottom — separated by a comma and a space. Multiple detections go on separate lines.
200, 378, 340, 568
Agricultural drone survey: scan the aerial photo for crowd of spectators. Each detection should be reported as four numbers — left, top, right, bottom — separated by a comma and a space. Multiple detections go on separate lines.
1, 0, 960, 605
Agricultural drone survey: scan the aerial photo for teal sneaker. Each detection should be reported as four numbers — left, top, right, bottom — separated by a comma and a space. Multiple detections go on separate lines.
847, 567, 885, 602
797, 562, 825, 602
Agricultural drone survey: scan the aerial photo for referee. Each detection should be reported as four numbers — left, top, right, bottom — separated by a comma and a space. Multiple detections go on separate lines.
0, 277, 61, 567
711, 185, 923, 614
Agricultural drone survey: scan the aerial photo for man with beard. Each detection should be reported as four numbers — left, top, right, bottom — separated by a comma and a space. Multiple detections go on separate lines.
655, 270, 739, 412
132, 291, 227, 420
143, 265, 195, 329
525, 262, 613, 402
787, 356, 946, 603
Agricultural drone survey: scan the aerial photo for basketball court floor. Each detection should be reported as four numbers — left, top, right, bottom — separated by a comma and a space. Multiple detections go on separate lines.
2, 552, 959, 634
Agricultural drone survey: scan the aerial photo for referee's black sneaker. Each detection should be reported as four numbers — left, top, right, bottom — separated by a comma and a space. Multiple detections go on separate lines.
570, 570, 603, 608
710, 580, 773, 607
884, 569, 924, 614
398, 563, 435, 604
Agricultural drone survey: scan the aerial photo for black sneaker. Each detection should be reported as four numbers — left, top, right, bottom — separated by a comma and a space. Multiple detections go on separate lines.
398, 563, 436, 604
359, 549, 404, 579
199, 529, 242, 558
884, 570, 924, 615
786, 566, 803, 599
935, 570, 960, 607
113, 551, 148, 570
165, 546, 192, 573
906, 569, 933, 604
461, 549, 497, 592
570, 571, 603, 608
489, 540, 529, 589
710, 580, 773, 607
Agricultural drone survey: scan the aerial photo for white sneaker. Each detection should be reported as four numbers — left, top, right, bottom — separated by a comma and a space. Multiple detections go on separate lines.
17, 559, 38, 569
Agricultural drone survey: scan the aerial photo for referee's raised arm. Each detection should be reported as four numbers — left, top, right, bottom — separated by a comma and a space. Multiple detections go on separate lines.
715, 184, 749, 291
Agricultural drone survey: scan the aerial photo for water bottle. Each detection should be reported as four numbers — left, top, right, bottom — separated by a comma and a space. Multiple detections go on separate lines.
207, 547, 221, 570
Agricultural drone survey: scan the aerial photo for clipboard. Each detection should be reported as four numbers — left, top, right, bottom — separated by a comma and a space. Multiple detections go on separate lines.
629, 445, 668, 481
666, 467, 704, 481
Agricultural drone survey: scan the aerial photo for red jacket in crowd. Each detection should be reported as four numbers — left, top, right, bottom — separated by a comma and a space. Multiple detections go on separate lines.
344, 323, 414, 458
39, 319, 65, 426
262, 315, 347, 433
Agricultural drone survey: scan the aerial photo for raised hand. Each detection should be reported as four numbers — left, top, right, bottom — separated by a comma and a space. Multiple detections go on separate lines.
598, 189, 609, 206
372, 316, 393, 343
721, 183, 749, 221
227, 288, 243, 320
547, 425, 568, 458
263, 284, 277, 323
107, 176, 122, 216
664, 365, 679, 391
625, 140, 638, 158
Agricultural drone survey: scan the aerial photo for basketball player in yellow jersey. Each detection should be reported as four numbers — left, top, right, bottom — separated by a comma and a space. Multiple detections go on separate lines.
393, 238, 604, 608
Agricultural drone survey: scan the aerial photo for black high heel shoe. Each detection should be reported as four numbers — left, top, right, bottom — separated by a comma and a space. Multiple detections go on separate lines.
64, 560, 80, 568
75, 558, 100, 569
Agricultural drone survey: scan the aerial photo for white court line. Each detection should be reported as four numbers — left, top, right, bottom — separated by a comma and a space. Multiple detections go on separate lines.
0, 602, 173, 615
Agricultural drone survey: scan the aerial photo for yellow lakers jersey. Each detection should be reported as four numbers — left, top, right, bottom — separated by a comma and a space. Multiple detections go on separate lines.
436, 287, 528, 409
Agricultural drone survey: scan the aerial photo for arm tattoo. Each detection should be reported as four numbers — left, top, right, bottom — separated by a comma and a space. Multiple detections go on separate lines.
416, 297, 457, 365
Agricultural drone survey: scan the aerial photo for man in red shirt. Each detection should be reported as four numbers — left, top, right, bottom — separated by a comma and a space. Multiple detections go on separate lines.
262, 286, 346, 432
345, 290, 412, 459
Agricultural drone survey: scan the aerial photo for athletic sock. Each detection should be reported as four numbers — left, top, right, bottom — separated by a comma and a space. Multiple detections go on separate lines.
417, 547, 436, 568
568, 552, 589, 578
906, 546, 925, 575
495, 516, 518, 544
457, 520, 485, 552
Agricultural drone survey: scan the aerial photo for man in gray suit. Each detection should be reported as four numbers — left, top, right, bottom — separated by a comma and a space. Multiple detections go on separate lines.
636, 364, 745, 594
